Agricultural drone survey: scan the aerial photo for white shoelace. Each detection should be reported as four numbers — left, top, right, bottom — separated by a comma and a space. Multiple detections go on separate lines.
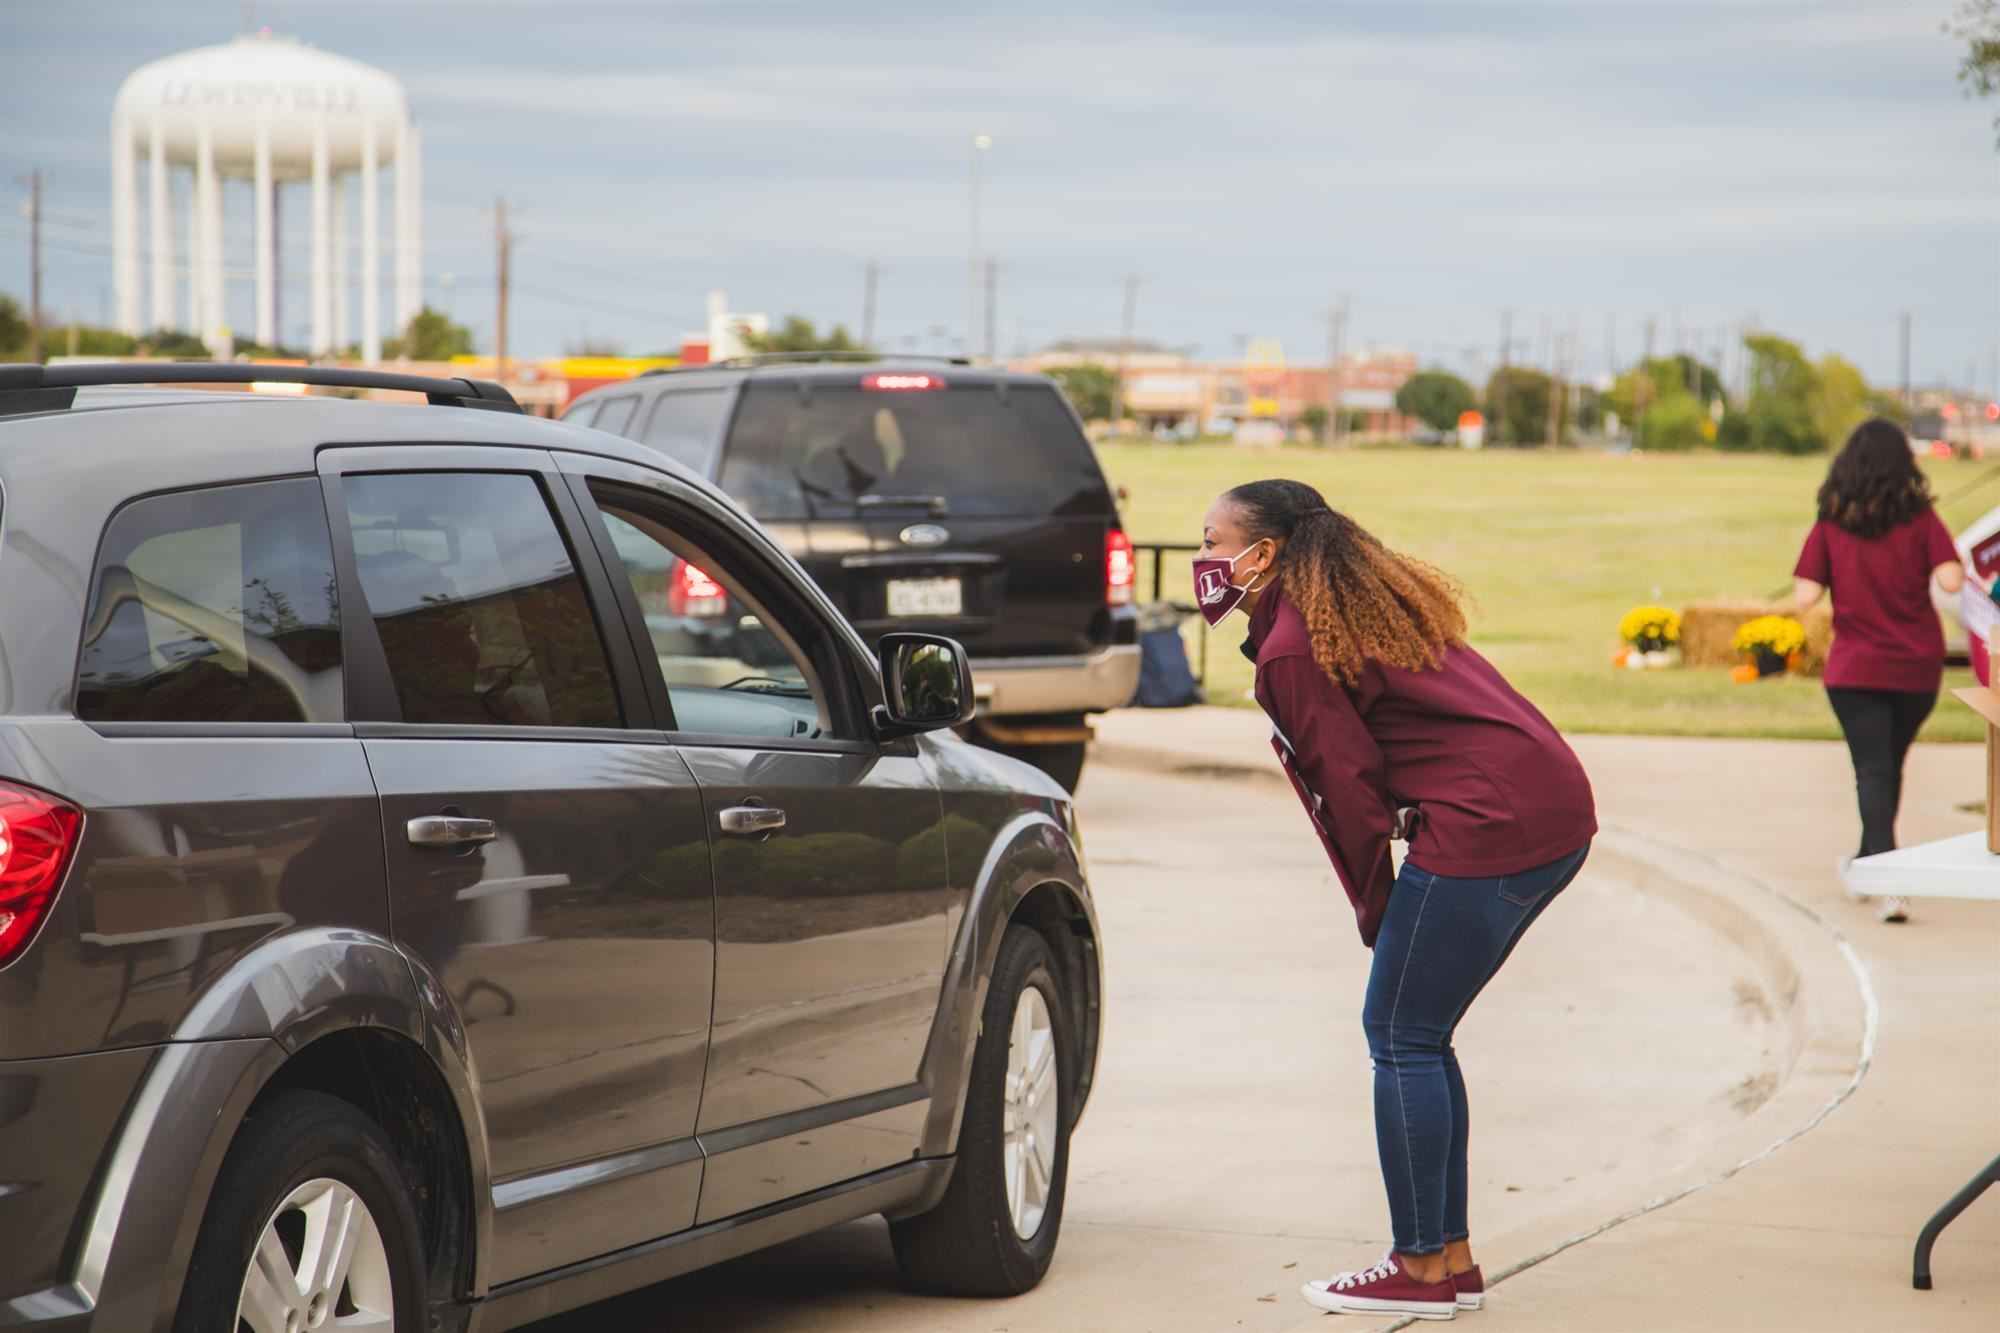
1331, 1253, 1400, 1291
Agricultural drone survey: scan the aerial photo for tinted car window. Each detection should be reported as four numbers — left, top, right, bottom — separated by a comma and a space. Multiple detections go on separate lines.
562, 399, 601, 429
594, 396, 639, 436
640, 390, 729, 469
76, 478, 343, 723
718, 382, 1112, 520
596, 501, 828, 740
344, 472, 621, 728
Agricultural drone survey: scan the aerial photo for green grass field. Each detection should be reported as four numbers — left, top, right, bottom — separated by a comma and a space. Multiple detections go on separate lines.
1097, 443, 1997, 743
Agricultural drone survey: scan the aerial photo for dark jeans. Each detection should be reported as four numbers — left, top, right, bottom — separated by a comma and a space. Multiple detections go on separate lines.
1826, 687, 1937, 857
1362, 842, 1591, 1256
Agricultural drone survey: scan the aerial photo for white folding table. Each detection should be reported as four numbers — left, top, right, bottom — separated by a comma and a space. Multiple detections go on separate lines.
1849, 776, 2000, 1290
1849, 830, 2000, 901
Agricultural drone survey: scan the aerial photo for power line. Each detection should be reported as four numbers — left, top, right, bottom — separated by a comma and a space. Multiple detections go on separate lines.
507, 279, 672, 324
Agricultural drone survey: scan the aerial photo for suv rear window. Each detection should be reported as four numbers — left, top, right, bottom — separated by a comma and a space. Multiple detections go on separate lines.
75, 478, 343, 724
640, 389, 729, 469
718, 381, 1111, 520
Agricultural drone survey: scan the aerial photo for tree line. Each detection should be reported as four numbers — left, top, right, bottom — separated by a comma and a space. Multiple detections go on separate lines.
1393, 333, 1906, 454
0, 294, 476, 364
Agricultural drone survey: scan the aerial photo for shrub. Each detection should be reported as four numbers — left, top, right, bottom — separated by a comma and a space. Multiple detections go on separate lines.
1639, 396, 1707, 452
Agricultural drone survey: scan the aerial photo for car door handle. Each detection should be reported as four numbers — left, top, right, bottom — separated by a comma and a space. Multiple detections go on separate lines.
406, 815, 498, 848
718, 805, 787, 837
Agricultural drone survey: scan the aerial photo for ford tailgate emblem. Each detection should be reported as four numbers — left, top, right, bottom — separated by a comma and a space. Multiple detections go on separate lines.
900, 523, 950, 547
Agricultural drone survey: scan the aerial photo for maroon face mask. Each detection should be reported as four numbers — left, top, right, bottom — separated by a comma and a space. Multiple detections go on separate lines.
1191, 548, 1263, 627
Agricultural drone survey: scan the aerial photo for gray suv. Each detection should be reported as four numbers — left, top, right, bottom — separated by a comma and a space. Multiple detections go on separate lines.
0, 364, 1102, 1332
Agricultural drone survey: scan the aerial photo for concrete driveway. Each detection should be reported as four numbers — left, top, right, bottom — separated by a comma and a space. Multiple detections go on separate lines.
522, 730, 1792, 1333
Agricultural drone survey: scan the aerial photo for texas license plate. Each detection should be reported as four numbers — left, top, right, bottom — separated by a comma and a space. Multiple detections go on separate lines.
887, 577, 963, 617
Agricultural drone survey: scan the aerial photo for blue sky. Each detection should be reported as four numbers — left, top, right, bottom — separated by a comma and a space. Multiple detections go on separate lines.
3, 0, 1996, 389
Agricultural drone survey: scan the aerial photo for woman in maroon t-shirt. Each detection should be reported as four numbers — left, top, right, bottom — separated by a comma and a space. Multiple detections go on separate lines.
1195, 479, 1594, 1320
1792, 418, 1964, 922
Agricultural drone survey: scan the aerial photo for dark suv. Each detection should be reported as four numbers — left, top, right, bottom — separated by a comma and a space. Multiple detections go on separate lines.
0, 364, 1101, 1332
563, 357, 1141, 791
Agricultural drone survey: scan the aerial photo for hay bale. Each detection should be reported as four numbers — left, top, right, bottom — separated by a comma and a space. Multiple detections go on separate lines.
1680, 599, 1833, 676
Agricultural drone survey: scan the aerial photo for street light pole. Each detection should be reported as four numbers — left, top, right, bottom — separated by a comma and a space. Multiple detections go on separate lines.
968, 134, 990, 360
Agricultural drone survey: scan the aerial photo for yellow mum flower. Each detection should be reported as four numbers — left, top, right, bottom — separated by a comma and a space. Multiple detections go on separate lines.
1618, 605, 1682, 649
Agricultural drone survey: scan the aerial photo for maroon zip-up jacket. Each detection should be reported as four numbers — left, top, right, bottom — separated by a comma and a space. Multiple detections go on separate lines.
1247, 579, 1596, 947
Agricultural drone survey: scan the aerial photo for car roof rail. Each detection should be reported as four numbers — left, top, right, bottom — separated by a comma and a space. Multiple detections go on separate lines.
641, 351, 973, 377
0, 362, 522, 418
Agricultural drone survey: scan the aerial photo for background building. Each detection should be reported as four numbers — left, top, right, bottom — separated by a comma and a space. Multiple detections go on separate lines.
1019, 340, 1418, 439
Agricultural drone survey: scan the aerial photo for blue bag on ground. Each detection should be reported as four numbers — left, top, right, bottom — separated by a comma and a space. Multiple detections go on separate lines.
1133, 601, 1202, 708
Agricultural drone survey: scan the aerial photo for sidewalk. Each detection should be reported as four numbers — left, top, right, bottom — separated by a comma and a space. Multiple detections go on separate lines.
1092, 707, 2000, 1332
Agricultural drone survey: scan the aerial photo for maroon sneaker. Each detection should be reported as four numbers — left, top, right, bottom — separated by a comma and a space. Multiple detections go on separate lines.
1452, 1265, 1486, 1310
1301, 1252, 1457, 1320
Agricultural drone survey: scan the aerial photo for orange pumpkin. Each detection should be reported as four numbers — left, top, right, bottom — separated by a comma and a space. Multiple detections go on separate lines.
1612, 647, 1632, 667
1730, 664, 1760, 683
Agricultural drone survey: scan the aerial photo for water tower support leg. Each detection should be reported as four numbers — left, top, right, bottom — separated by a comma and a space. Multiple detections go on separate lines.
361, 121, 381, 365
311, 118, 331, 357
149, 117, 171, 335
112, 113, 141, 335
254, 120, 275, 349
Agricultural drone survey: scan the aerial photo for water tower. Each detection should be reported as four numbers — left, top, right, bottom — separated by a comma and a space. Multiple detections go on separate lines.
110, 32, 421, 361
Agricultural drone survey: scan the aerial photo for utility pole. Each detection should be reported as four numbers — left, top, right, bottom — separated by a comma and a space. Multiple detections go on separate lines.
861, 262, 878, 348
983, 258, 998, 363
492, 197, 514, 385
1321, 306, 1341, 446
1111, 274, 1138, 429
1329, 295, 1350, 445
20, 170, 44, 363
1557, 312, 1578, 446
967, 134, 990, 360
1493, 309, 1511, 446
1545, 329, 1561, 448
1638, 316, 1656, 448
1899, 310, 1912, 409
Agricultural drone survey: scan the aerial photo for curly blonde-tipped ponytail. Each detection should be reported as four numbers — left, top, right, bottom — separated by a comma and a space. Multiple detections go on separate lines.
1224, 479, 1466, 687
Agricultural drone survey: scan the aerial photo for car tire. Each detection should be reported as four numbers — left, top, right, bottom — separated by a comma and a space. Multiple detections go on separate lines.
173, 1089, 427, 1333
1022, 741, 1087, 793
890, 923, 1072, 1296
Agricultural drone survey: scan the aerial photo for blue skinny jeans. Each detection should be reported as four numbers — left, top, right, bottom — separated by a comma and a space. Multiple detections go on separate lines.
1362, 842, 1591, 1255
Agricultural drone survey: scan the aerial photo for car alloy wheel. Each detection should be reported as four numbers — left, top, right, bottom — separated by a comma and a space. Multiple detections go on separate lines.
1003, 985, 1060, 1240
236, 1177, 396, 1332
888, 924, 1071, 1295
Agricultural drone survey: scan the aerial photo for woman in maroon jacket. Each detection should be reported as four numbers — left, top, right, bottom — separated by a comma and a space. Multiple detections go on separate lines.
1792, 418, 1964, 924
1193, 479, 1596, 1321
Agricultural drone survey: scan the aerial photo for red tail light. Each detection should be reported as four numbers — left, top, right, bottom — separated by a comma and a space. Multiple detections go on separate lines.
0, 781, 82, 968
861, 373, 946, 391
1105, 529, 1135, 607
669, 559, 729, 618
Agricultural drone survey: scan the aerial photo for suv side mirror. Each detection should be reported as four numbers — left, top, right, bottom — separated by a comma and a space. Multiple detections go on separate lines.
874, 633, 975, 740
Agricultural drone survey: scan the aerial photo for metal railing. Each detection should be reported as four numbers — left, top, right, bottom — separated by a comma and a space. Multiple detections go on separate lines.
1130, 541, 1212, 688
